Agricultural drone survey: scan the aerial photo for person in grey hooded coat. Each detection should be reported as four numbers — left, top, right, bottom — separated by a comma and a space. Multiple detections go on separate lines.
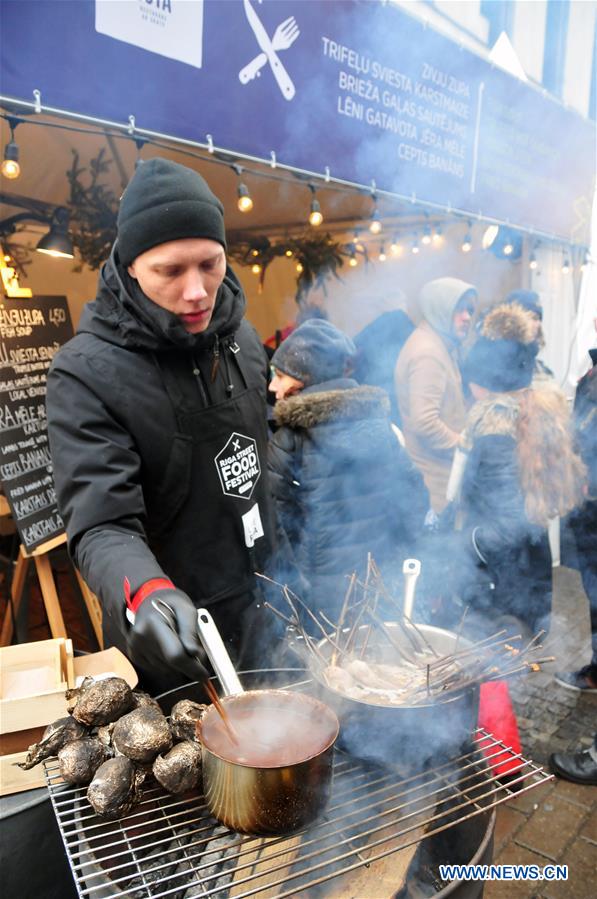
394, 277, 477, 514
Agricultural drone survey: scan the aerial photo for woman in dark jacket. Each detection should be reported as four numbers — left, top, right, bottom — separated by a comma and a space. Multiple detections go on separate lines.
267, 319, 428, 621
459, 303, 586, 634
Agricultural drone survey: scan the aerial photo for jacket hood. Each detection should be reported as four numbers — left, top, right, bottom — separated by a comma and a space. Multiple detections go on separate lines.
77, 246, 245, 352
274, 384, 390, 429
419, 277, 477, 336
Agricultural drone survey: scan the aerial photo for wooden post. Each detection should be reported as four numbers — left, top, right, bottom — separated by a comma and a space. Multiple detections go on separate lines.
0, 534, 103, 648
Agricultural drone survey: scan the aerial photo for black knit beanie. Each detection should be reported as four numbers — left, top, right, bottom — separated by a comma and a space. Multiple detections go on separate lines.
117, 158, 226, 265
271, 319, 356, 387
463, 303, 539, 392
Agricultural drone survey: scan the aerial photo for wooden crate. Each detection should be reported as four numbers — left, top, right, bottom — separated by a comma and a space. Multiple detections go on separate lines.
0, 638, 75, 734
0, 642, 138, 795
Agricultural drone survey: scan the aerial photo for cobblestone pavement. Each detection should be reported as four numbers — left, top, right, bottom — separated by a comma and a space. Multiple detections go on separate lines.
485, 566, 597, 899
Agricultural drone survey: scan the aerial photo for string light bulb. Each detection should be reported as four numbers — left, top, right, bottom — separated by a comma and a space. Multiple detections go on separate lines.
237, 182, 253, 213
349, 248, 358, 267
233, 164, 253, 212
411, 236, 420, 255
390, 236, 402, 256
432, 225, 443, 245
461, 223, 472, 253
378, 244, 386, 262
529, 252, 538, 271
251, 263, 261, 274
296, 262, 304, 273
307, 184, 323, 226
369, 194, 382, 234
421, 223, 432, 245
1, 119, 20, 180
561, 256, 570, 274
502, 238, 514, 256
285, 248, 293, 257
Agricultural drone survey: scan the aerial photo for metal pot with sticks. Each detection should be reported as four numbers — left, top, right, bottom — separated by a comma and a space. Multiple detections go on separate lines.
258, 558, 553, 767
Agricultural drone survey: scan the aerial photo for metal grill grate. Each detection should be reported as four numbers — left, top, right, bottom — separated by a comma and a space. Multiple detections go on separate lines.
44, 722, 552, 899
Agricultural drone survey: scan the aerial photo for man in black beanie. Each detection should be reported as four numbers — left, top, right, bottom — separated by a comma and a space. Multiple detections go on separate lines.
46, 158, 276, 693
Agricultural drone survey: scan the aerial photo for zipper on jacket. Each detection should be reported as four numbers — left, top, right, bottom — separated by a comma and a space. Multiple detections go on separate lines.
210, 334, 220, 383
191, 358, 209, 405
223, 350, 235, 397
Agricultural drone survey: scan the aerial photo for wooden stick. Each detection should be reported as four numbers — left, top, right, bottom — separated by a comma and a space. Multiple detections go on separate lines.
334, 573, 357, 663
204, 679, 239, 745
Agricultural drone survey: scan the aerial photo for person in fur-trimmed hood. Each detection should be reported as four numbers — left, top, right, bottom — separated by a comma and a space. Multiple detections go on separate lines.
459, 303, 586, 634
267, 320, 428, 618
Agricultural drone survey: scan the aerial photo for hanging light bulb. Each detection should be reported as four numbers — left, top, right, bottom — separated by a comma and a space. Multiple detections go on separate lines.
432, 225, 443, 245
421, 223, 432, 245
285, 248, 293, 257
296, 262, 304, 273
561, 256, 571, 274
529, 252, 538, 270
1, 119, 20, 180
378, 244, 386, 262
307, 184, 323, 226
580, 249, 590, 271
237, 182, 253, 212
251, 263, 261, 274
502, 238, 514, 256
133, 138, 146, 171
233, 164, 253, 212
349, 247, 358, 267
411, 236, 420, 255
369, 209, 382, 234
309, 200, 323, 227
390, 236, 402, 256
369, 193, 382, 234
461, 223, 472, 253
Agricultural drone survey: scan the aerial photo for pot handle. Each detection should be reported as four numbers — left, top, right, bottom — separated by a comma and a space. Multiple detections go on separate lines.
196, 608, 244, 697
402, 558, 421, 621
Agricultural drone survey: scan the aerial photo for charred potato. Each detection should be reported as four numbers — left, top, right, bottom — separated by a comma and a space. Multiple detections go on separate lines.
87, 756, 145, 819
169, 699, 206, 743
153, 741, 202, 795
112, 707, 172, 764
58, 738, 109, 785
71, 677, 135, 727
132, 690, 162, 714
17, 716, 88, 770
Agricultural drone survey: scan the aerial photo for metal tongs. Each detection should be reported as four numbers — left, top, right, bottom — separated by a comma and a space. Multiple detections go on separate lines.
151, 598, 242, 742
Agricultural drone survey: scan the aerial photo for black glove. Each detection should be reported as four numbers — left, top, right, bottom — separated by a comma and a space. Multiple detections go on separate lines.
128, 588, 209, 684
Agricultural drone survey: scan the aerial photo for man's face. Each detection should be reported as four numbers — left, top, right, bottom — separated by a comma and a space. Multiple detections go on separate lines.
451, 294, 475, 342
127, 238, 226, 334
269, 369, 304, 401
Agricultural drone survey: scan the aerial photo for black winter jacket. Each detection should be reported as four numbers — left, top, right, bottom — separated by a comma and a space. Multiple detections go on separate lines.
46, 250, 273, 654
460, 394, 551, 632
268, 379, 428, 618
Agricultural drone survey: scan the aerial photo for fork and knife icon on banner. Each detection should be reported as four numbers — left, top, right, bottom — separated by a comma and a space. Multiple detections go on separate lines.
239, 0, 299, 100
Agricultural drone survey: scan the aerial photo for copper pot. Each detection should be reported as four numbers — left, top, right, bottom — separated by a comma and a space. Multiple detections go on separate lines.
195, 609, 338, 835
197, 689, 338, 835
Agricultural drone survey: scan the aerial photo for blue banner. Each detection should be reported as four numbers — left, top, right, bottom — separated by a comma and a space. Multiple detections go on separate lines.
1, 0, 594, 243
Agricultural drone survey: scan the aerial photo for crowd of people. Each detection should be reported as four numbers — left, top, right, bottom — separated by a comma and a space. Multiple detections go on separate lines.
46, 159, 596, 786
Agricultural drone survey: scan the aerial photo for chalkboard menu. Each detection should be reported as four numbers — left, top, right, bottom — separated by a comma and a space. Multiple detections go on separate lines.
0, 296, 73, 552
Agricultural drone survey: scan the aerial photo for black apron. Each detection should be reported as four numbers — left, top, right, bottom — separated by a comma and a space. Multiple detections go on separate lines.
142, 347, 277, 674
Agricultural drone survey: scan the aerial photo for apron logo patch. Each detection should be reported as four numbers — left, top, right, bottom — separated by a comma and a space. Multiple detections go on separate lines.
215, 431, 261, 500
